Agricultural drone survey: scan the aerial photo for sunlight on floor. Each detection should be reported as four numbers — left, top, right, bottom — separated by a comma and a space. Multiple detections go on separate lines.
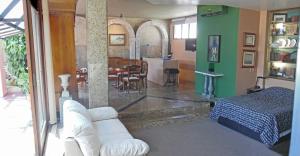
0, 90, 35, 156
44, 125, 64, 156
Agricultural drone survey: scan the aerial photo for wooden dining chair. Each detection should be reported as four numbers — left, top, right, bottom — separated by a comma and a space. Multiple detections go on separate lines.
122, 65, 141, 93
139, 61, 148, 88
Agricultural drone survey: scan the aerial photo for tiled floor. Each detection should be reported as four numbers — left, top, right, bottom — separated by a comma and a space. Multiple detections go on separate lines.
0, 86, 34, 156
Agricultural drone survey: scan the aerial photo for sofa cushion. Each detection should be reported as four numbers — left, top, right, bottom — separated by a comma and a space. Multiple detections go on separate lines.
94, 119, 150, 156
100, 139, 150, 156
94, 119, 133, 144
88, 107, 118, 122
64, 100, 91, 121
64, 111, 100, 156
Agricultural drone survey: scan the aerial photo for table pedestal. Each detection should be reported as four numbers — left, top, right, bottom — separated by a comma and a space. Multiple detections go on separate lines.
196, 71, 224, 98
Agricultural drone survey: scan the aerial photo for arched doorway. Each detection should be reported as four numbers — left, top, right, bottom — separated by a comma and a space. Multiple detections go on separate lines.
108, 18, 136, 59
136, 20, 169, 59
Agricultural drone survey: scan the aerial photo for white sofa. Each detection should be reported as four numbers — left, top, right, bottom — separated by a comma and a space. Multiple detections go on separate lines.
63, 100, 150, 156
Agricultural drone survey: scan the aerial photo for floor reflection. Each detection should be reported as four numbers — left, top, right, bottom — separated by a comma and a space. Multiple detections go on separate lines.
78, 80, 209, 114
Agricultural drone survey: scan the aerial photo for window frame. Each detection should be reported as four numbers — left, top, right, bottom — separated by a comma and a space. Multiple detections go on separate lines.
173, 22, 197, 39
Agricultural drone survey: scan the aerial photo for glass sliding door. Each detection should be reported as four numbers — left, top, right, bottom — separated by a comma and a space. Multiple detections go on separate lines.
23, 0, 48, 155
31, 6, 47, 149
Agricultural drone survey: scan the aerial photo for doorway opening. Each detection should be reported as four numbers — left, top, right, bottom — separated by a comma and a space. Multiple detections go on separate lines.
0, 0, 35, 155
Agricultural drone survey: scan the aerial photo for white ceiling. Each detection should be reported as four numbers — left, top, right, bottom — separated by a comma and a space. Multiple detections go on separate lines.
76, 0, 300, 19
76, 0, 197, 19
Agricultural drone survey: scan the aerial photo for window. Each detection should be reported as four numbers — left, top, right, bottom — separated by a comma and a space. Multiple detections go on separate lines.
182, 24, 189, 39
173, 22, 197, 39
174, 24, 182, 39
189, 23, 197, 39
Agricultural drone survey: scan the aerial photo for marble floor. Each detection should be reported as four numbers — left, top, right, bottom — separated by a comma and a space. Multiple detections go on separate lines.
78, 80, 211, 130
78, 80, 210, 110
78, 81, 146, 110
115, 81, 212, 130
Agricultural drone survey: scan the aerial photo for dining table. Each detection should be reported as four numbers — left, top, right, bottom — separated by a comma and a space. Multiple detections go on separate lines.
108, 65, 141, 91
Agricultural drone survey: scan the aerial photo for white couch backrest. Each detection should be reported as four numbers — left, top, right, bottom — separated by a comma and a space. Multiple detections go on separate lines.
64, 110, 100, 156
64, 100, 92, 121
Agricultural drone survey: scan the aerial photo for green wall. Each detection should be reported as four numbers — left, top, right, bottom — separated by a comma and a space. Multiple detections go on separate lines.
195, 6, 240, 97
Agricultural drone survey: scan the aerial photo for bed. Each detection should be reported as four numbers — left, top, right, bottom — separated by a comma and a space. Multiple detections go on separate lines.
210, 87, 294, 146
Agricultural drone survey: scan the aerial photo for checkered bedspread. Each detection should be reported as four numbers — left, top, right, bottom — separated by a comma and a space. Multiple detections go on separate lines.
210, 87, 294, 145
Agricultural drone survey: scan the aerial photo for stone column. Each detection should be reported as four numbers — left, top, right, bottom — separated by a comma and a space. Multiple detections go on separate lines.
86, 0, 108, 108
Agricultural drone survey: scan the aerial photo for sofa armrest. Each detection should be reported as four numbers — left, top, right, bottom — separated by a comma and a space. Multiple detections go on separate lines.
100, 139, 150, 156
88, 107, 118, 122
64, 138, 84, 156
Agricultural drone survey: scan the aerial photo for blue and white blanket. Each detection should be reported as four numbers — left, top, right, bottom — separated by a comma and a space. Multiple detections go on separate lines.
210, 87, 294, 145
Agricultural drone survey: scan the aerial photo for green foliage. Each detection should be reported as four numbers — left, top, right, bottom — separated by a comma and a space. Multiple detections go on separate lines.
5, 34, 29, 94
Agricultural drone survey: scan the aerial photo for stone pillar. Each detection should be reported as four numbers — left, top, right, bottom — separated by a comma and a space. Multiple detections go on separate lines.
87, 0, 108, 108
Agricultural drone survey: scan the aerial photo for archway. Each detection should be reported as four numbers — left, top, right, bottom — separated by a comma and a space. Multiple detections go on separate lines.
108, 18, 136, 59
136, 20, 169, 59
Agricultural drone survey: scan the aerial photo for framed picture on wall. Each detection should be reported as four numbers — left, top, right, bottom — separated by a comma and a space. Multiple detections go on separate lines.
244, 33, 256, 47
273, 13, 287, 23
207, 35, 221, 63
242, 50, 256, 68
109, 34, 125, 46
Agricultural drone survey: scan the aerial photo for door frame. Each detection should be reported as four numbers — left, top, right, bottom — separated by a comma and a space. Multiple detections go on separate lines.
23, 0, 49, 155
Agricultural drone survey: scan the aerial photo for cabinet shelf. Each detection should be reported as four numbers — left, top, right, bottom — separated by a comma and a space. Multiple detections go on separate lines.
268, 76, 295, 82
267, 9, 299, 82
271, 47, 298, 50
271, 22, 299, 25
271, 35, 298, 37
269, 61, 297, 64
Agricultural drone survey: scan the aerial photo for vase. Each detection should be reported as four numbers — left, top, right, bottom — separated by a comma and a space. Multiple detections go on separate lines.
58, 74, 71, 98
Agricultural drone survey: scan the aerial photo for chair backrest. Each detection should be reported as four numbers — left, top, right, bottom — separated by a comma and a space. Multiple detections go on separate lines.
141, 61, 148, 75
127, 65, 140, 77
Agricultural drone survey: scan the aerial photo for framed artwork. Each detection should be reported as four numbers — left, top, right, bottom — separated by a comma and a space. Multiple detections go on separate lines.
242, 50, 256, 68
109, 34, 125, 46
207, 35, 221, 63
244, 33, 256, 47
273, 13, 287, 23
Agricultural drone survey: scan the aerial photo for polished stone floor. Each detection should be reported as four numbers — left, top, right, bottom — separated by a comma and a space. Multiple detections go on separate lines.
79, 80, 209, 111
114, 81, 211, 130
78, 80, 211, 130
78, 81, 146, 110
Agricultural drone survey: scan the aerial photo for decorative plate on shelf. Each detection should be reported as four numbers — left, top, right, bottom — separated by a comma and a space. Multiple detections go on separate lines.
277, 38, 287, 48
289, 39, 297, 48
286, 39, 291, 47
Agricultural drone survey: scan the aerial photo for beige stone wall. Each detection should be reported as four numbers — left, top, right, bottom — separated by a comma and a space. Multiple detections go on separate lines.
75, 16, 169, 61
108, 24, 130, 58
75, 16, 87, 68
140, 25, 162, 58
